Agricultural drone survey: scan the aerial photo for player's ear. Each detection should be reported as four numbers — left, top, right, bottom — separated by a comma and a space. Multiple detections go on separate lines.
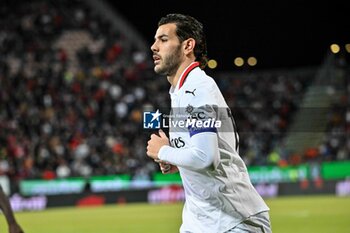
183, 38, 195, 55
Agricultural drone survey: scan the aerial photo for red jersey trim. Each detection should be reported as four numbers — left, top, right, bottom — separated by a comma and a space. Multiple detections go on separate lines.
178, 62, 200, 89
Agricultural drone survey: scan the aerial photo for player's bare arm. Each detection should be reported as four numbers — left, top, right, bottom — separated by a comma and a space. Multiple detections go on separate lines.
0, 186, 24, 233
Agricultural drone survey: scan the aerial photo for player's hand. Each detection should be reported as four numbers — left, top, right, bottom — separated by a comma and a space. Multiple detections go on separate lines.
155, 159, 179, 174
146, 129, 169, 160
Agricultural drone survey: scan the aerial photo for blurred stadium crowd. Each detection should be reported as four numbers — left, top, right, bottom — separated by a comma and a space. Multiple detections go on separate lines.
0, 0, 349, 192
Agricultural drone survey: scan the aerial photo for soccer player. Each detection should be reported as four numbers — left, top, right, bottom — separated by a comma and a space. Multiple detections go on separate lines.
0, 185, 24, 233
146, 13, 272, 232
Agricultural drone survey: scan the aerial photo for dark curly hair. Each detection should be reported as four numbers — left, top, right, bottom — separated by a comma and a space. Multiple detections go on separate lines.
158, 13, 208, 69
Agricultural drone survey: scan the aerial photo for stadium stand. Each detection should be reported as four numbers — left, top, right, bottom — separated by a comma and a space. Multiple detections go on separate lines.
0, 0, 349, 195
0, 0, 163, 192
216, 67, 317, 166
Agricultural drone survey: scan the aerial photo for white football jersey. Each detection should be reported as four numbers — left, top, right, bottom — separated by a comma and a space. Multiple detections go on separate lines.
158, 62, 269, 233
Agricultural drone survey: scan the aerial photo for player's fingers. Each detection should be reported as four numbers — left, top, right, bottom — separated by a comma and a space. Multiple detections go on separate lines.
160, 166, 168, 173
146, 151, 153, 157
146, 146, 153, 156
147, 138, 156, 147
161, 169, 168, 174
160, 163, 171, 173
158, 129, 167, 138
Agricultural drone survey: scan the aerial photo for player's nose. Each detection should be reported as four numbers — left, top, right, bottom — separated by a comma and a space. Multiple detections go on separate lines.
150, 41, 159, 52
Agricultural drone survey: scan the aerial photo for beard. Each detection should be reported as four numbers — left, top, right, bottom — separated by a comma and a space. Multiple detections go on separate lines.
154, 45, 182, 76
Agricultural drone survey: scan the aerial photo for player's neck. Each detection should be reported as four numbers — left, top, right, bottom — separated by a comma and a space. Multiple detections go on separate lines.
167, 75, 179, 88
167, 60, 195, 88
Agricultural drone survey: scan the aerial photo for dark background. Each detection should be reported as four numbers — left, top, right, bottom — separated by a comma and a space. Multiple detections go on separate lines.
109, 0, 349, 71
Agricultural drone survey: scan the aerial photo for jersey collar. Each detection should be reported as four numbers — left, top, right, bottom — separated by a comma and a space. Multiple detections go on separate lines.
177, 61, 200, 90
169, 61, 200, 95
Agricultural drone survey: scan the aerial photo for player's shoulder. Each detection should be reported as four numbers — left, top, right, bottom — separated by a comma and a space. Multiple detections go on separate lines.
182, 69, 222, 106
188, 68, 219, 92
